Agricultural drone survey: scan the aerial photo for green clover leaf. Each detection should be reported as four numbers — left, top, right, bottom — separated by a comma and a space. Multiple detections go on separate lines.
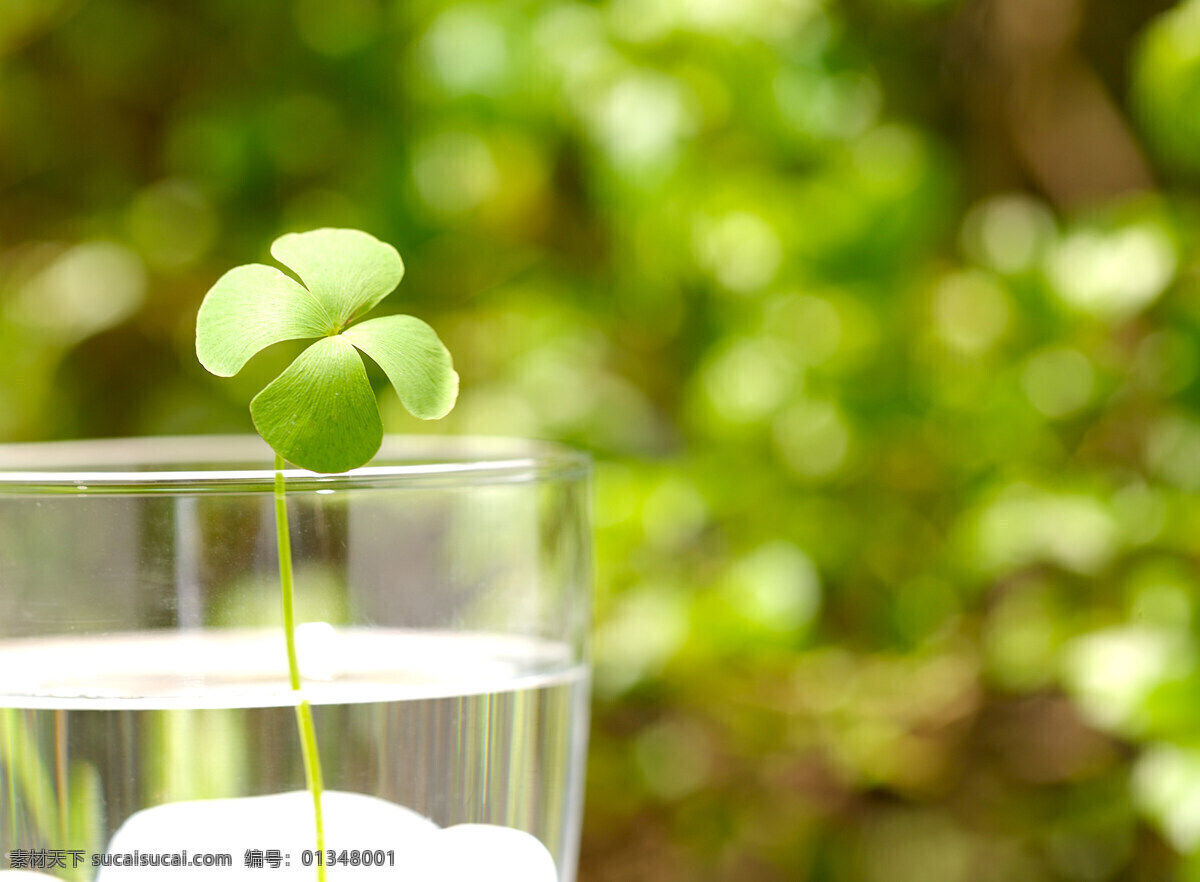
196, 228, 458, 473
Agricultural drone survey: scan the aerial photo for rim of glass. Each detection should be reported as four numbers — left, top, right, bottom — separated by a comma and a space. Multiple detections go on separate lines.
0, 435, 590, 494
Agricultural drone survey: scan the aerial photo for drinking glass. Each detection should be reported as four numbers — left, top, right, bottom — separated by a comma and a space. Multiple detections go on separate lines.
0, 435, 591, 881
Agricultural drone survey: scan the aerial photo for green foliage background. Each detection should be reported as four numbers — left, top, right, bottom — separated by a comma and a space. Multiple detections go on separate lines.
6, 0, 1200, 878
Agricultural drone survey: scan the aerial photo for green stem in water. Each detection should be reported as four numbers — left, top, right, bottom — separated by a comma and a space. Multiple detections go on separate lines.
275, 453, 327, 882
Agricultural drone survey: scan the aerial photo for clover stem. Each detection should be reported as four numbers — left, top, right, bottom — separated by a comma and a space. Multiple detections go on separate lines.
275, 453, 327, 882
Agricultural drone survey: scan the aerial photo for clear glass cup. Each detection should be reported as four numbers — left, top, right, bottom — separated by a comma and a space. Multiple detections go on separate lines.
0, 436, 591, 881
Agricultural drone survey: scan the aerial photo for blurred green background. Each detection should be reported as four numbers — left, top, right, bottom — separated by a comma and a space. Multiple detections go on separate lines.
6, 0, 1200, 878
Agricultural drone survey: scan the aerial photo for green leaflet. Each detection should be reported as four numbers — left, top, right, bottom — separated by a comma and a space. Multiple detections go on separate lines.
195, 264, 331, 377
250, 336, 382, 474
342, 314, 458, 420
270, 229, 404, 329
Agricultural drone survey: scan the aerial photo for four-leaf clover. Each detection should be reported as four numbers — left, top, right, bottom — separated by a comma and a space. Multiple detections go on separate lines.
196, 228, 458, 473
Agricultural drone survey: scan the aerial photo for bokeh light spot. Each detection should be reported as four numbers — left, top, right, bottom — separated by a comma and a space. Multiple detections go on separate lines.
1112, 482, 1169, 546
721, 541, 822, 635
1134, 745, 1200, 852
857, 810, 971, 882
412, 130, 499, 214
594, 583, 690, 697
1021, 347, 1095, 418
419, 4, 508, 95
1046, 224, 1176, 319
1063, 626, 1189, 732
931, 270, 1011, 355
10, 243, 146, 343
634, 717, 713, 799
976, 486, 1119, 575
773, 399, 851, 480
609, 0, 676, 43
694, 211, 783, 293
532, 4, 611, 82
983, 583, 1060, 691
852, 124, 926, 196
776, 70, 881, 141
127, 179, 217, 271
1146, 414, 1200, 490
590, 71, 695, 169
960, 194, 1056, 274
700, 336, 795, 424
769, 293, 843, 365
